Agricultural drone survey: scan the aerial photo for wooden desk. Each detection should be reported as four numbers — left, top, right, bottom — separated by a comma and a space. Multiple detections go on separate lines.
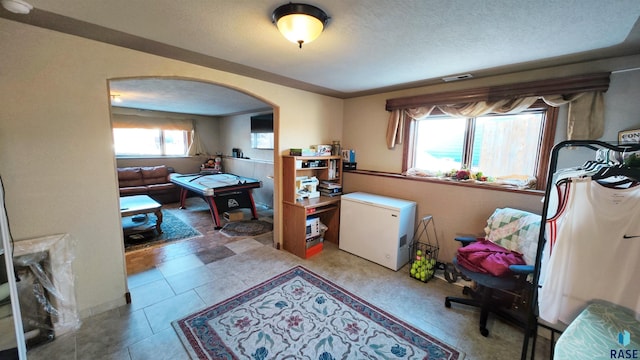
282, 196, 340, 258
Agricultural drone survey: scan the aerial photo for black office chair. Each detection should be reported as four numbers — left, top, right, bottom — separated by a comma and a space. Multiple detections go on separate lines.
444, 208, 541, 337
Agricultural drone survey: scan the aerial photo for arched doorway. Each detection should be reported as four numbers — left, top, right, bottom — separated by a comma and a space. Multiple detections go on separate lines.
108, 77, 277, 275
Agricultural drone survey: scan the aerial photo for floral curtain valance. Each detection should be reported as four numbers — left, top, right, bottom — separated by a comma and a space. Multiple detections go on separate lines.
385, 73, 610, 149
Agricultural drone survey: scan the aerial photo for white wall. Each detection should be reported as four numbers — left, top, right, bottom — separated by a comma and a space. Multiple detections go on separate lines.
555, 69, 640, 169
0, 18, 342, 317
222, 157, 274, 209
217, 111, 275, 208
218, 111, 274, 161
601, 69, 640, 139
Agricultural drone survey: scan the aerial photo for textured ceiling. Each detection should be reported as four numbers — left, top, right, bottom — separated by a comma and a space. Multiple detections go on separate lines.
2, 0, 639, 116
109, 79, 272, 117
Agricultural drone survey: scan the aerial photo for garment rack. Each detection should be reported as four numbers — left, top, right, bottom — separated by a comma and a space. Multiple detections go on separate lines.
520, 140, 640, 359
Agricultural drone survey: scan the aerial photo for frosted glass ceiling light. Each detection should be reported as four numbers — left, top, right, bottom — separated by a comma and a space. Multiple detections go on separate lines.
272, 3, 329, 49
1, 0, 32, 14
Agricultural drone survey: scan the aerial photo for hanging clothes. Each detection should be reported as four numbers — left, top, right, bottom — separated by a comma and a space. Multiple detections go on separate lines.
537, 179, 572, 287
539, 150, 638, 286
538, 177, 640, 324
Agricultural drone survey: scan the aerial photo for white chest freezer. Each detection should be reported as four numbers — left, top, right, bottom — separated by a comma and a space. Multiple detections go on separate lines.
339, 192, 416, 270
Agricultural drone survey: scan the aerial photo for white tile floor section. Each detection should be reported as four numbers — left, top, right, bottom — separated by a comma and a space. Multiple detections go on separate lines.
26, 241, 552, 360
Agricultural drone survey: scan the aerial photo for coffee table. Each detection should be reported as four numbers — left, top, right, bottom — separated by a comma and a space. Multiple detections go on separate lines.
120, 195, 163, 235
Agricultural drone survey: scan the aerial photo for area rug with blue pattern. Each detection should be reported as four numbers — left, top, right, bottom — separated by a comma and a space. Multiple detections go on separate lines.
124, 210, 202, 252
172, 266, 464, 359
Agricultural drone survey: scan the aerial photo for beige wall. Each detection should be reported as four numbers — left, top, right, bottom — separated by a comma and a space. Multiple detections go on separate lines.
343, 56, 640, 172
196, 115, 221, 159
341, 64, 640, 263
342, 174, 543, 262
1, 15, 638, 319
115, 157, 204, 174
0, 19, 342, 317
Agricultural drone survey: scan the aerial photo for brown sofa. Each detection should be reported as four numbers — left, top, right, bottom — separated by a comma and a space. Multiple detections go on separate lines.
117, 165, 180, 204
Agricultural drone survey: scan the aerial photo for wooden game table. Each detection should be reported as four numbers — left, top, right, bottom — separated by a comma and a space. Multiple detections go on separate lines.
170, 173, 261, 229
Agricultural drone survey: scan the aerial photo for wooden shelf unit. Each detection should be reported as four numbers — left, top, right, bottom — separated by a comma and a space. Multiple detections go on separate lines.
282, 155, 342, 258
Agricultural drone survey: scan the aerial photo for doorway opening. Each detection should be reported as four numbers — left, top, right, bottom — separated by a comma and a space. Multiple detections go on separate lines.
108, 77, 277, 275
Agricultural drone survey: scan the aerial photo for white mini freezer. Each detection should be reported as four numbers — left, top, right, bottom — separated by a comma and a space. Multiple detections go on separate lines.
339, 192, 416, 270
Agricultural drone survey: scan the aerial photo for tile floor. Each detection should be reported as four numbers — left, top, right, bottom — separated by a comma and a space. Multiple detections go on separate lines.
26, 198, 552, 360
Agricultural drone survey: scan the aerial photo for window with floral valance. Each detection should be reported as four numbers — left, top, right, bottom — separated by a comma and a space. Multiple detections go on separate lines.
384, 73, 610, 190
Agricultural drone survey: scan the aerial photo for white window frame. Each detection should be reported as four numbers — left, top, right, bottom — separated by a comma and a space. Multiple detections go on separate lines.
403, 101, 558, 190
113, 128, 191, 157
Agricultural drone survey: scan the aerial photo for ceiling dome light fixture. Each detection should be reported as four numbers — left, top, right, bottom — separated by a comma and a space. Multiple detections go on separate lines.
272, 3, 329, 49
1, 0, 33, 14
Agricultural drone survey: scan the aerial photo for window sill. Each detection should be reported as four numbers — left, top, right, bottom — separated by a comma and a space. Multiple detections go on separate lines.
223, 156, 274, 165
343, 169, 544, 195
115, 155, 192, 159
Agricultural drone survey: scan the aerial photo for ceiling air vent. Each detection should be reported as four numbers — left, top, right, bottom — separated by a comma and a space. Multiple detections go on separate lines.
442, 74, 473, 82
